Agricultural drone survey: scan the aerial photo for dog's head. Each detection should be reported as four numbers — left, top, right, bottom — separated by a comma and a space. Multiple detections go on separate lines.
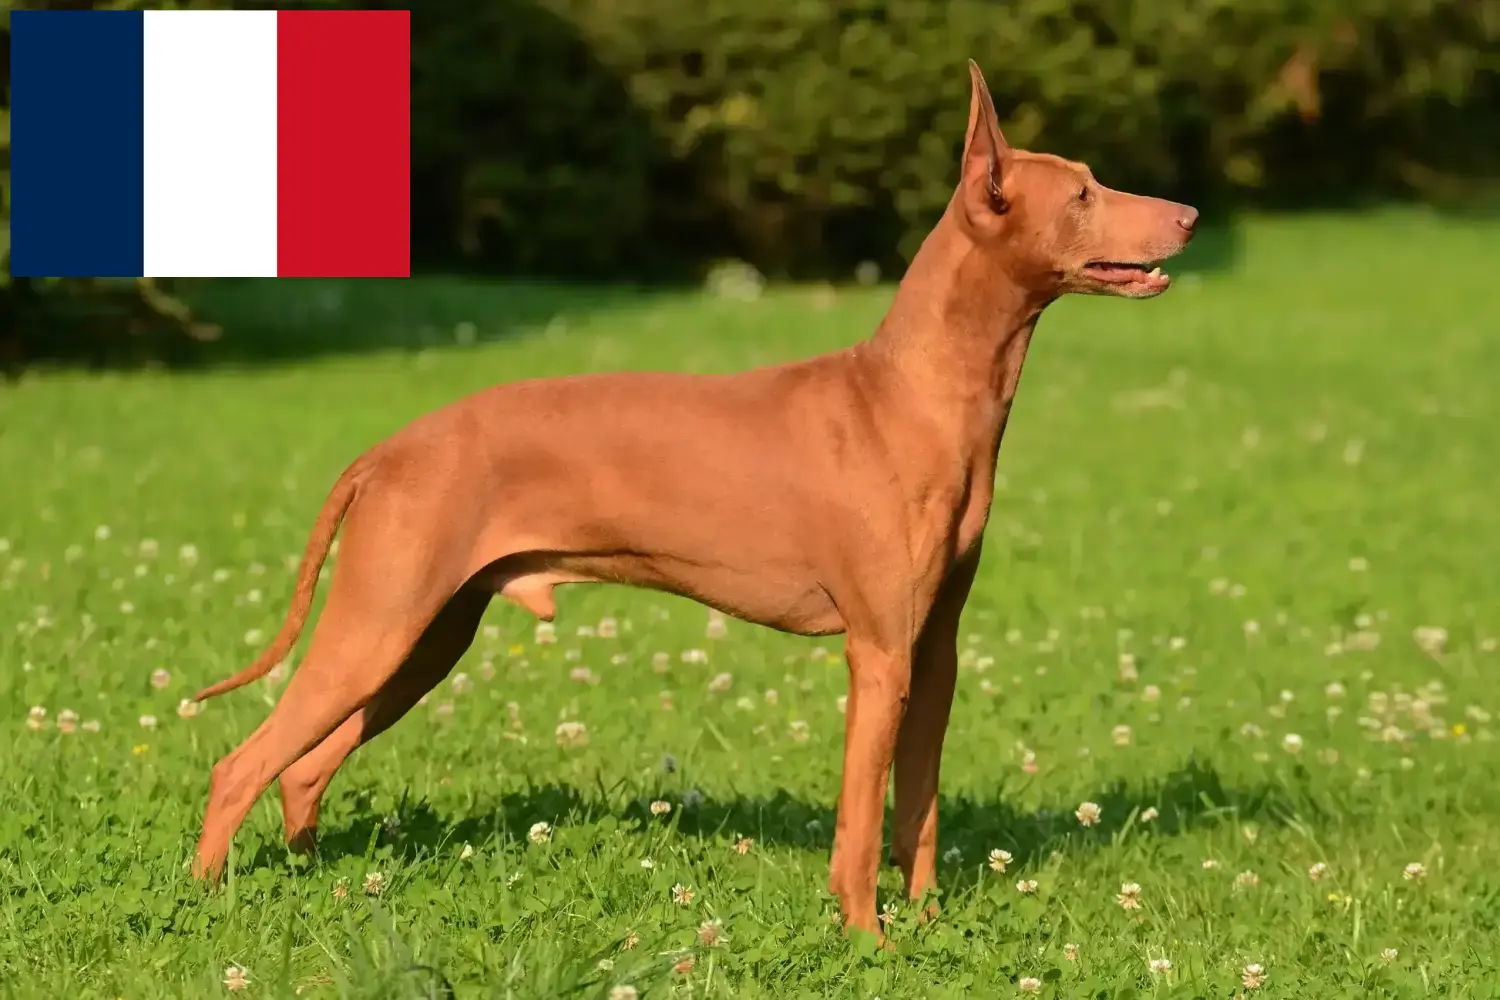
953, 61, 1197, 299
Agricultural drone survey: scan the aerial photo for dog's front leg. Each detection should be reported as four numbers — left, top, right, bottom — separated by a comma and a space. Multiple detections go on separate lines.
890, 546, 982, 911
828, 633, 913, 938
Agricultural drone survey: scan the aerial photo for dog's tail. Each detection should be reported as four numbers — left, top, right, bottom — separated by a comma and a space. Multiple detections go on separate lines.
192, 457, 366, 702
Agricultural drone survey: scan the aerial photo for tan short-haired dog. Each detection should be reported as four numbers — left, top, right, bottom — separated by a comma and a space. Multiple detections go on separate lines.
191, 60, 1197, 938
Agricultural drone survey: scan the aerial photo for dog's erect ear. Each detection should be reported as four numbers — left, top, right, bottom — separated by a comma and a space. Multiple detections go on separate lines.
961, 60, 1011, 226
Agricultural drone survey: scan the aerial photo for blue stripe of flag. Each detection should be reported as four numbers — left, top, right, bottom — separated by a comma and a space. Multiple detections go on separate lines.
11, 11, 146, 278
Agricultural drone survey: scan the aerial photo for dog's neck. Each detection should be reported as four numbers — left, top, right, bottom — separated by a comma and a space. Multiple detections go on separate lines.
864, 214, 1055, 452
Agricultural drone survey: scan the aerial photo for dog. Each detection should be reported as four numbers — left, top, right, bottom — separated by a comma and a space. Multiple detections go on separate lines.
189, 60, 1196, 938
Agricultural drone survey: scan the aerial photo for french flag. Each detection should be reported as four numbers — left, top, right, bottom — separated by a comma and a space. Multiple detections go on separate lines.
10, 9, 410, 279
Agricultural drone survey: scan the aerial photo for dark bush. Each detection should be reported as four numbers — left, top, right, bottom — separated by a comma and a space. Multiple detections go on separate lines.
522, 0, 1500, 273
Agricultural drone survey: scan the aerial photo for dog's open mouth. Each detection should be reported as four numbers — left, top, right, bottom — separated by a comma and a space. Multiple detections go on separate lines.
1083, 261, 1170, 294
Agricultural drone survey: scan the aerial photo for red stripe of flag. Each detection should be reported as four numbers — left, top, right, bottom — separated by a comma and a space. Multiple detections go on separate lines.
277, 10, 409, 278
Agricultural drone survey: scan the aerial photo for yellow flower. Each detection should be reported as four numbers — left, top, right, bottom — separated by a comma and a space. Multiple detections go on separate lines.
132, 743, 149, 755
1453, 723, 1467, 736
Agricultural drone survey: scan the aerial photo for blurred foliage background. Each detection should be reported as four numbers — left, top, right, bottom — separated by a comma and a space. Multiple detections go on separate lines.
3, 0, 1499, 369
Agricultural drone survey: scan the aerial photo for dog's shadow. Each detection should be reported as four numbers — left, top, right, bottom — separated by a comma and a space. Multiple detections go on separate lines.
254, 757, 1310, 894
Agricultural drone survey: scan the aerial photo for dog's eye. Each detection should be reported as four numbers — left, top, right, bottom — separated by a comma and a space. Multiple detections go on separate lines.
1078, 186, 1090, 203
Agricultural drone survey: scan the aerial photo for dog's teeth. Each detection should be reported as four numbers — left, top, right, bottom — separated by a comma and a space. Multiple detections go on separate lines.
1148, 266, 1162, 278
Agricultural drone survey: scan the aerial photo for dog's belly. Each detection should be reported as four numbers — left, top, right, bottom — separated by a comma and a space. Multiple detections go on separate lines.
482, 550, 846, 637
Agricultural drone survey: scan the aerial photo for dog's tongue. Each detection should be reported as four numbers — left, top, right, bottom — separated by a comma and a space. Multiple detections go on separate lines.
1092, 264, 1144, 281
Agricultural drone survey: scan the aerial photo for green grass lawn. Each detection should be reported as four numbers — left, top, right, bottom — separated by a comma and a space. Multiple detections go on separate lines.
3, 210, 1500, 998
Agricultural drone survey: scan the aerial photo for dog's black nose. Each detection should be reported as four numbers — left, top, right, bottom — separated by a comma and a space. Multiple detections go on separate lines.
1177, 206, 1200, 233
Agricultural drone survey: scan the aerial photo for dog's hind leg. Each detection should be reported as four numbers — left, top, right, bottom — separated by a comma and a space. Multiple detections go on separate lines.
192, 499, 473, 882
278, 586, 491, 854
